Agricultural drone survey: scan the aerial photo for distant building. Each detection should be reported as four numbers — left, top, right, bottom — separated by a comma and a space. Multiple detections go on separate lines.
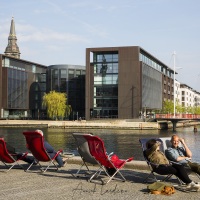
86, 46, 175, 119
0, 54, 47, 119
179, 84, 200, 108
46, 65, 85, 119
175, 80, 181, 105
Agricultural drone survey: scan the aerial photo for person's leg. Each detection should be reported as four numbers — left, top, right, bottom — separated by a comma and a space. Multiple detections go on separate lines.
172, 164, 192, 184
16, 153, 36, 164
154, 164, 191, 184
188, 162, 200, 175
44, 141, 56, 153
44, 141, 64, 167
154, 164, 177, 175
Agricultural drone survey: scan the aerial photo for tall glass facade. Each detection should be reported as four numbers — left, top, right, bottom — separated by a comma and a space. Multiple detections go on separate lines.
142, 64, 162, 109
1, 56, 47, 119
139, 52, 174, 79
47, 65, 85, 119
8, 68, 28, 109
93, 53, 118, 118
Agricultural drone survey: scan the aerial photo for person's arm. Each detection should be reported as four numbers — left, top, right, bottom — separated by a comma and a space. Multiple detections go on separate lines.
179, 138, 192, 158
166, 147, 188, 163
165, 148, 177, 162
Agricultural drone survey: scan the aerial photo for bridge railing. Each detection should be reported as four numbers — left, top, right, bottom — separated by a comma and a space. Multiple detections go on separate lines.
155, 114, 200, 119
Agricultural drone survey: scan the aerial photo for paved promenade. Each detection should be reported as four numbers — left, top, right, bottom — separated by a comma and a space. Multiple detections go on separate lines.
0, 119, 159, 130
0, 119, 199, 130
0, 161, 199, 200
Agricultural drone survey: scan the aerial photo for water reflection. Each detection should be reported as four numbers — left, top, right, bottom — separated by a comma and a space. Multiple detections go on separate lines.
0, 127, 199, 162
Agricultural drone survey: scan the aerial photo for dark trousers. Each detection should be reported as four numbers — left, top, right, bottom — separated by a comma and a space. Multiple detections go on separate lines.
14, 154, 35, 164
154, 163, 191, 184
44, 141, 63, 167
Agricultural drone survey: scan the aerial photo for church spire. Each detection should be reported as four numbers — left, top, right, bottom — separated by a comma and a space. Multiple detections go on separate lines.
4, 17, 21, 59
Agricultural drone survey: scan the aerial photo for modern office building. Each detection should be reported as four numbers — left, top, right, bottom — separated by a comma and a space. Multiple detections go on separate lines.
46, 65, 86, 119
85, 46, 175, 119
0, 54, 47, 119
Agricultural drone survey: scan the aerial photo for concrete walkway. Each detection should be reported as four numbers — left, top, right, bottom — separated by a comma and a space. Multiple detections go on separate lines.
0, 119, 199, 130
0, 119, 159, 130
0, 161, 199, 200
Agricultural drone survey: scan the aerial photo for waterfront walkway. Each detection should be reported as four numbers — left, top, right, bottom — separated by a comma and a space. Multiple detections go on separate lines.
0, 119, 199, 130
0, 161, 199, 200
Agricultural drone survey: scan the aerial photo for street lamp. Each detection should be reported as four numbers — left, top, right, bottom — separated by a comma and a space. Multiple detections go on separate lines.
173, 51, 182, 118
173, 51, 176, 118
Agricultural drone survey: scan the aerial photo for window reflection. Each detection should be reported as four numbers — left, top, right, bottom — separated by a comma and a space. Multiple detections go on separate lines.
92, 52, 118, 118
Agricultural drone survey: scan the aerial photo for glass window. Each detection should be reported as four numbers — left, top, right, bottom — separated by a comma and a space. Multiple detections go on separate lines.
76, 70, 81, 77
32, 65, 36, 73
97, 54, 103, 62
4, 58, 10, 67
60, 69, 67, 78
113, 54, 118, 62
8, 69, 28, 109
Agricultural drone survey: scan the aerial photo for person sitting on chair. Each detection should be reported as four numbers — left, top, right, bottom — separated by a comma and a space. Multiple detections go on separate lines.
165, 134, 200, 175
6, 142, 36, 164
145, 139, 200, 191
35, 130, 66, 167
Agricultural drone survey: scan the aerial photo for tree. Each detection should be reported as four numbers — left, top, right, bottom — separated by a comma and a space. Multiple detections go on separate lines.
162, 100, 174, 113
42, 91, 71, 120
175, 101, 183, 114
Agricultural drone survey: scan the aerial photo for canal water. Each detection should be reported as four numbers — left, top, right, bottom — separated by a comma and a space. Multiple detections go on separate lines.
1, 126, 200, 162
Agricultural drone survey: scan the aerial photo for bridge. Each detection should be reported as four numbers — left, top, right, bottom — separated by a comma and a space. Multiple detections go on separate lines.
155, 114, 200, 131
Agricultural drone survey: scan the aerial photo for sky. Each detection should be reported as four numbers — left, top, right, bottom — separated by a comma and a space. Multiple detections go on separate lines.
0, 0, 200, 91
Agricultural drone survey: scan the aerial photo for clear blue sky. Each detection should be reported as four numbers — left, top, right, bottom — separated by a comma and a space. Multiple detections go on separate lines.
0, 0, 200, 91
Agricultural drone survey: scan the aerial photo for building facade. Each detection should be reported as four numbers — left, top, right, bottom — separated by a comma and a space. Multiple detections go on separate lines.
0, 54, 47, 119
86, 46, 174, 119
46, 65, 85, 120
179, 84, 200, 108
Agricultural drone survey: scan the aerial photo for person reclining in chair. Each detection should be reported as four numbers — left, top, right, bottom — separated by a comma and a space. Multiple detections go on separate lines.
6, 142, 36, 164
145, 139, 200, 191
35, 130, 67, 168
165, 135, 200, 175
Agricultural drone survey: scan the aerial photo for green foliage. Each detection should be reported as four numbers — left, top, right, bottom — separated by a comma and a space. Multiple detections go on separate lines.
161, 100, 200, 115
162, 100, 174, 113
194, 106, 200, 114
42, 91, 72, 120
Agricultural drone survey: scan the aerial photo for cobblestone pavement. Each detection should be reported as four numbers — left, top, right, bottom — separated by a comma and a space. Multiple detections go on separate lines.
0, 163, 200, 200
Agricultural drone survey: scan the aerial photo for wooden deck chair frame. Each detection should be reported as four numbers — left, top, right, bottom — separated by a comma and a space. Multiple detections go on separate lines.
72, 133, 98, 176
83, 134, 133, 185
0, 137, 28, 172
23, 131, 62, 172
139, 138, 175, 183
160, 137, 200, 180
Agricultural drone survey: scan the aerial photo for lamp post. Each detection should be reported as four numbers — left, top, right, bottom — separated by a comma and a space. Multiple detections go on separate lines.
173, 51, 176, 118
173, 51, 182, 118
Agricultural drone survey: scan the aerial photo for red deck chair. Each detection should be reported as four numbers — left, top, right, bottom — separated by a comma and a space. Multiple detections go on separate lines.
83, 135, 133, 184
0, 137, 28, 172
23, 131, 63, 172
72, 133, 98, 176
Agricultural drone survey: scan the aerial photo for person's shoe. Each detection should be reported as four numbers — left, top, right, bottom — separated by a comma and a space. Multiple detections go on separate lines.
186, 181, 200, 191
62, 159, 67, 167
